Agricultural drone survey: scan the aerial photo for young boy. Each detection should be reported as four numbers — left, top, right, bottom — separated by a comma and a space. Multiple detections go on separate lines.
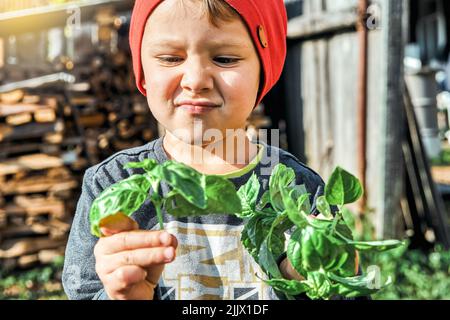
62, 0, 328, 300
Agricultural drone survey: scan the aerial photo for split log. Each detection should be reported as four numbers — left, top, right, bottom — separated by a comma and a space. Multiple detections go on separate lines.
0, 224, 50, 239
2, 201, 65, 220
34, 108, 56, 123
0, 90, 24, 104
0, 122, 61, 142
70, 96, 96, 106
0, 124, 13, 141
0, 154, 64, 176
0, 236, 67, 259
0, 142, 61, 158
44, 132, 64, 144
17, 253, 39, 268
38, 248, 65, 264
0, 102, 55, 117
22, 95, 41, 104
79, 112, 106, 127
6, 112, 32, 126
0, 209, 6, 228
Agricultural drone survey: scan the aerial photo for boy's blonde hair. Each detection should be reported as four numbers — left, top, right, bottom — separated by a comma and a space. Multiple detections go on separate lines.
180, 0, 239, 27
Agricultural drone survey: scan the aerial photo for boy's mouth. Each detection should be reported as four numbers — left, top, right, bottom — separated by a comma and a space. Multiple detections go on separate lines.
176, 100, 221, 114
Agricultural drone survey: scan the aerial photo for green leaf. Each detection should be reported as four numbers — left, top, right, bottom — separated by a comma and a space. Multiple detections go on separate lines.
263, 278, 310, 295
281, 187, 309, 228
306, 271, 334, 299
165, 175, 242, 217
328, 272, 390, 298
259, 238, 283, 278
267, 213, 288, 260
124, 159, 158, 172
269, 164, 296, 211
287, 228, 306, 277
89, 174, 151, 237
341, 207, 356, 231
296, 193, 311, 214
237, 173, 260, 218
316, 195, 332, 219
335, 232, 406, 252
325, 167, 363, 206
156, 161, 207, 209
257, 190, 271, 210
351, 239, 406, 252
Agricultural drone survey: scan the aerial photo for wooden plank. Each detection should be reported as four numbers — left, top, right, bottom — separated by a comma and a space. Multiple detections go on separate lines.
38, 248, 65, 264
404, 86, 450, 247
0, 89, 24, 104
2, 201, 65, 219
0, 121, 61, 142
0, 153, 64, 176
34, 107, 56, 122
0, 209, 6, 228
374, 0, 405, 239
5, 112, 32, 125
1, 178, 77, 195
0, 102, 54, 117
17, 253, 39, 268
22, 95, 41, 104
0, 224, 51, 239
79, 112, 106, 127
0, 237, 67, 258
287, 9, 357, 40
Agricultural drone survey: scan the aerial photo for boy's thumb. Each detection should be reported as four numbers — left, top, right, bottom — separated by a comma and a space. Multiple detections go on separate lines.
99, 212, 139, 236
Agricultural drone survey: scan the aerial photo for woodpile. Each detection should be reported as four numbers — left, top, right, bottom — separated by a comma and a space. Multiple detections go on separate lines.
0, 20, 159, 270
0, 6, 273, 271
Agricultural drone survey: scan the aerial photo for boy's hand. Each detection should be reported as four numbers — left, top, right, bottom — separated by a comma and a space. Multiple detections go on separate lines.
94, 216, 177, 300
279, 213, 326, 282
279, 257, 305, 281
279, 214, 360, 282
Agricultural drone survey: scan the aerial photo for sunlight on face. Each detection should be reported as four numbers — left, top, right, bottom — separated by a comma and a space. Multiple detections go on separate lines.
140, 0, 261, 145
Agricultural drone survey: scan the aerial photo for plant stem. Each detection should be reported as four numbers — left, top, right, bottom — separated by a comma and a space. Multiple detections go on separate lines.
151, 180, 164, 230
155, 203, 164, 230
330, 206, 343, 236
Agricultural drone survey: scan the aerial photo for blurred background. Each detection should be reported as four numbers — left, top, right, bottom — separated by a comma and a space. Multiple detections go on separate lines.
0, 0, 449, 300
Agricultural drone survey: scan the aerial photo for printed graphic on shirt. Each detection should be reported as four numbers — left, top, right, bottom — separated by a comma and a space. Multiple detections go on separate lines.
157, 221, 276, 300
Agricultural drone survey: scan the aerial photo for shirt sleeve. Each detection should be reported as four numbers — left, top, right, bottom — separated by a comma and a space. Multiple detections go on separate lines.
62, 166, 110, 300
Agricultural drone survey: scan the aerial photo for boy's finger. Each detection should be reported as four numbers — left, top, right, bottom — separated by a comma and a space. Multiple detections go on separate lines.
105, 265, 148, 293
98, 230, 177, 255
100, 212, 139, 236
102, 246, 176, 274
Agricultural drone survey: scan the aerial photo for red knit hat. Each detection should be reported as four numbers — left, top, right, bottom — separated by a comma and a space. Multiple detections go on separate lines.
129, 0, 287, 107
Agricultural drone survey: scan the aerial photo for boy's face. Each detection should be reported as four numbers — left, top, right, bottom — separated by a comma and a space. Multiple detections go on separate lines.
141, 0, 261, 145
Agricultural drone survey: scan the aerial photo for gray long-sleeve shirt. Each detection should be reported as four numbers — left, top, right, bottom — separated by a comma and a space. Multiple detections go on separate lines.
62, 136, 326, 300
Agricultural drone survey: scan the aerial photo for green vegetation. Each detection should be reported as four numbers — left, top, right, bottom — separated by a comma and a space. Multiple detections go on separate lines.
89, 160, 404, 299
359, 244, 450, 299
0, 256, 67, 300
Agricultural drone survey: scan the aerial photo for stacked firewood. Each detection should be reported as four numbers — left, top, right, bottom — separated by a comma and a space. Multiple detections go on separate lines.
0, 27, 158, 271
0, 90, 79, 270
0, 6, 274, 271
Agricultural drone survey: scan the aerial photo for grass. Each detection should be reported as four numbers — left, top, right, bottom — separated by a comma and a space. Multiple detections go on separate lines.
360, 243, 450, 300
0, 256, 67, 300
431, 148, 450, 166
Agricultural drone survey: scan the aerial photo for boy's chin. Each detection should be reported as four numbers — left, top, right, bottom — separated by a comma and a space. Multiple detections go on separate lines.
168, 130, 227, 147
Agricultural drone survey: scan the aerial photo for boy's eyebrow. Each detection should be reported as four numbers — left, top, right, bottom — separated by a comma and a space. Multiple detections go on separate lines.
145, 39, 250, 50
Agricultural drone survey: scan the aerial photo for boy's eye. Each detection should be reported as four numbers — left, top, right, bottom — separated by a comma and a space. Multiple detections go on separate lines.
156, 56, 240, 66
157, 56, 183, 64
214, 57, 240, 65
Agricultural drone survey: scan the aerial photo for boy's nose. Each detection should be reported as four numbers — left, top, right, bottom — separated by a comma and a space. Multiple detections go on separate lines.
180, 58, 214, 93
